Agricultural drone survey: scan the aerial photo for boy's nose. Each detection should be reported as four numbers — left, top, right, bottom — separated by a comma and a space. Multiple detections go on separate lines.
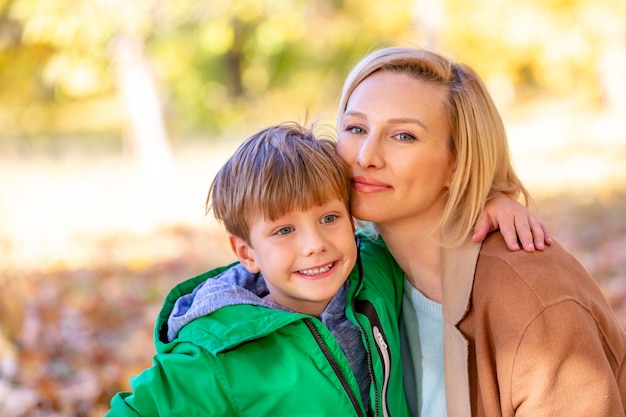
302, 229, 328, 256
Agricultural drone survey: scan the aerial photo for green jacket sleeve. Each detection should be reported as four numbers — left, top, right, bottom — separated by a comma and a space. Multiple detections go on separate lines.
106, 342, 234, 417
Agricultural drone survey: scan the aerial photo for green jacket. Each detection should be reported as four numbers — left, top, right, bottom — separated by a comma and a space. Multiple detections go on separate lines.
106, 236, 409, 417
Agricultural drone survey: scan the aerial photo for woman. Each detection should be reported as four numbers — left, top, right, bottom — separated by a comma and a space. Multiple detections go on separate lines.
335, 46, 626, 416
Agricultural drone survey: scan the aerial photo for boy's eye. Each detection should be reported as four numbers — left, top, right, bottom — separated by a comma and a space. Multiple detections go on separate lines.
321, 214, 337, 224
275, 226, 294, 236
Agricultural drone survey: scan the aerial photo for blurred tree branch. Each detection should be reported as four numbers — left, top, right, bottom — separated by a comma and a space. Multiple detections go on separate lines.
0, 0, 625, 147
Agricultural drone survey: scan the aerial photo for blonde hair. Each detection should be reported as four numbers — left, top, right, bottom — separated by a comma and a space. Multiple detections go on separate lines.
338, 46, 532, 247
207, 122, 352, 244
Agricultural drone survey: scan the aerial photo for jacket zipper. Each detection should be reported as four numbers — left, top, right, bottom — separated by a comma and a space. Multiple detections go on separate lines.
351, 296, 379, 416
353, 303, 392, 417
352, 243, 380, 417
304, 319, 366, 417
351, 244, 392, 417
373, 326, 390, 417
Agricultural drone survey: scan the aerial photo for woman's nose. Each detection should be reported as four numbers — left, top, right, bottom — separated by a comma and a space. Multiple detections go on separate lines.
355, 135, 383, 168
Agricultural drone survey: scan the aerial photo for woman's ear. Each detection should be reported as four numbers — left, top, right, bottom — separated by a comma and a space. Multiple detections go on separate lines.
229, 235, 260, 273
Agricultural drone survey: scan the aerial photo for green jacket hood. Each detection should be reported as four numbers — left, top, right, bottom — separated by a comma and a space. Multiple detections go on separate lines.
155, 261, 360, 355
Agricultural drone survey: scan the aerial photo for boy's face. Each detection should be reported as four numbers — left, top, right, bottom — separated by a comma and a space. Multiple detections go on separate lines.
230, 198, 356, 317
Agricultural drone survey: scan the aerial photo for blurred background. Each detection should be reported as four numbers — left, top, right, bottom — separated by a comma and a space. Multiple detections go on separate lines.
0, 0, 625, 415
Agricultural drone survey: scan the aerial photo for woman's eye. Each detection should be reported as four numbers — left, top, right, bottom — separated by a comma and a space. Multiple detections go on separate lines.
395, 132, 417, 142
275, 226, 293, 236
321, 214, 337, 224
345, 125, 366, 135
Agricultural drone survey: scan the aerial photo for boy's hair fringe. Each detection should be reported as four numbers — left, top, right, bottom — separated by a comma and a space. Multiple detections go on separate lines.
207, 122, 351, 244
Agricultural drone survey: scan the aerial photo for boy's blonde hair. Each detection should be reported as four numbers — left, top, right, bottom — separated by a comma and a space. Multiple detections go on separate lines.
207, 122, 352, 244
338, 46, 533, 247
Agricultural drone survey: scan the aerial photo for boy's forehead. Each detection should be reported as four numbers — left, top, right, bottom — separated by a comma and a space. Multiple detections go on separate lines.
249, 196, 350, 222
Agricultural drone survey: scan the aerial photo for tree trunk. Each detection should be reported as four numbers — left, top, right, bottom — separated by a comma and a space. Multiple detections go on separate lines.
110, 34, 175, 184
412, 0, 443, 48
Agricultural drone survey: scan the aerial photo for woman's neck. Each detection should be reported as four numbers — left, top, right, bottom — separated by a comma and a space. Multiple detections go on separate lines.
378, 222, 444, 303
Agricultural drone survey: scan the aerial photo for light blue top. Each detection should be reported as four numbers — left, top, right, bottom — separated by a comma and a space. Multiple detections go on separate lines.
402, 278, 447, 417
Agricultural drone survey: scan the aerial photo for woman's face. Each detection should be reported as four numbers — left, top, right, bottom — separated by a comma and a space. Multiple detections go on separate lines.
336, 71, 454, 229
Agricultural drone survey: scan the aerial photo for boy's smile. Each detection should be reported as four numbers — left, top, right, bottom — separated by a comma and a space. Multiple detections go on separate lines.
297, 261, 335, 278
230, 197, 357, 317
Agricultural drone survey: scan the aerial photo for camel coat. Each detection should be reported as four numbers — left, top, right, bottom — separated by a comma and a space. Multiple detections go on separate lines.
442, 233, 626, 416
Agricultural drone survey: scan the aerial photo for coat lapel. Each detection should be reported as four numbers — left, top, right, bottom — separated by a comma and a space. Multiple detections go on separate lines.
441, 237, 481, 417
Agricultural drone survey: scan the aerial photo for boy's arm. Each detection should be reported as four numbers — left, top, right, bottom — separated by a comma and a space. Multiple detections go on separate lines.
106, 343, 232, 417
473, 192, 552, 252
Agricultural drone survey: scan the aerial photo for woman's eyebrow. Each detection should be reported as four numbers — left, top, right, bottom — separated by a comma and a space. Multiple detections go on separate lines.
342, 110, 367, 120
343, 111, 429, 133
387, 117, 429, 131
343, 111, 428, 131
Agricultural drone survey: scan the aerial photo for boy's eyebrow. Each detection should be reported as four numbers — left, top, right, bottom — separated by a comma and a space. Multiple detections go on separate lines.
343, 110, 429, 131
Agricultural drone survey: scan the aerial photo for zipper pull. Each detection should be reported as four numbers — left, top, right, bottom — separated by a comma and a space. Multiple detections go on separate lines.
374, 326, 387, 350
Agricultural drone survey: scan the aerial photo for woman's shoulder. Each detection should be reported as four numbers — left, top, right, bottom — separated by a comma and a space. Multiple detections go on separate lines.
475, 232, 610, 316
478, 232, 588, 281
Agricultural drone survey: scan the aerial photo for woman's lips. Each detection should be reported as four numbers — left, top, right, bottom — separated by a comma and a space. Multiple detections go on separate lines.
351, 176, 392, 193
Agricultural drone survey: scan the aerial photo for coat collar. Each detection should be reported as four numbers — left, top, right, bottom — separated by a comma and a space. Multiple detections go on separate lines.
442, 237, 481, 324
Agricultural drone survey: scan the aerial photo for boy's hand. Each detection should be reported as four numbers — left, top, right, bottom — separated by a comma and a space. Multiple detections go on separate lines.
473, 192, 552, 252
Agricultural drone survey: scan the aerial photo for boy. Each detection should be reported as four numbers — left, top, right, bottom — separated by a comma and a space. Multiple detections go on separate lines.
106, 123, 410, 416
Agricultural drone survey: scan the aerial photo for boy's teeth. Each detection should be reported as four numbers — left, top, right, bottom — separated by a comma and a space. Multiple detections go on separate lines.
299, 262, 333, 276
